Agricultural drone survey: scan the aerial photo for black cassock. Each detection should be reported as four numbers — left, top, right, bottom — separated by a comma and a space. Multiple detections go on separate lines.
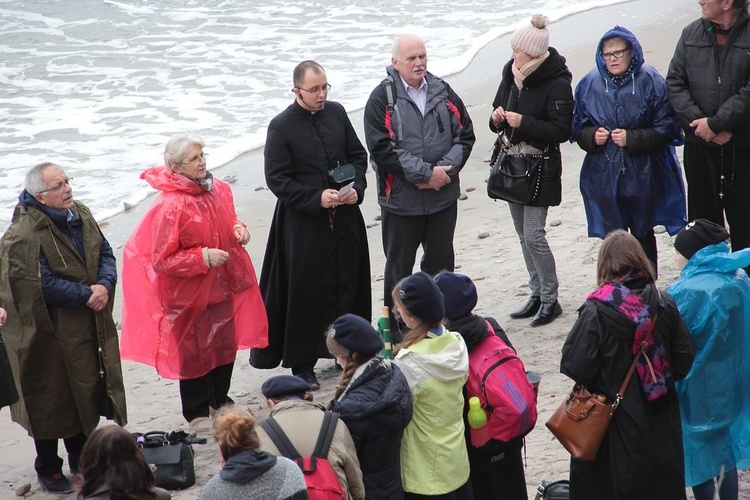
250, 100, 372, 369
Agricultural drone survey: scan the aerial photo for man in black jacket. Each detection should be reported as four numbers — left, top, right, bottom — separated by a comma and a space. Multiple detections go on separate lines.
666, 0, 750, 251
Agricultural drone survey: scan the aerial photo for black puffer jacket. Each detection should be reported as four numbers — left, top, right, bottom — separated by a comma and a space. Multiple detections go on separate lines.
489, 47, 573, 207
330, 357, 413, 500
666, 13, 750, 148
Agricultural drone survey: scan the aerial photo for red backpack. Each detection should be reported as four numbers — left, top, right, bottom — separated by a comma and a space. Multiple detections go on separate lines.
260, 411, 346, 500
466, 322, 538, 447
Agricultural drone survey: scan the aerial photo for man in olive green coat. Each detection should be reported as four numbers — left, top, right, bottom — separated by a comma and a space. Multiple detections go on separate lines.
0, 163, 127, 494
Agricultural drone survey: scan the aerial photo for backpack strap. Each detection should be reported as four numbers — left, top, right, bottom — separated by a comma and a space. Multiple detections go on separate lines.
260, 417, 302, 461
312, 411, 339, 459
381, 76, 404, 141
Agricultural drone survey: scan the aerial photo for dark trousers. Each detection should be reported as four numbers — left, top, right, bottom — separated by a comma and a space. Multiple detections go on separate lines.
634, 229, 658, 279
404, 479, 474, 500
684, 143, 750, 251
34, 433, 87, 476
382, 203, 457, 339
179, 362, 234, 422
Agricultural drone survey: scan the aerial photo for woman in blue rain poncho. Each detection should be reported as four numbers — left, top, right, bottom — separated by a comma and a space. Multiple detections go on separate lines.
572, 26, 686, 278
668, 219, 750, 500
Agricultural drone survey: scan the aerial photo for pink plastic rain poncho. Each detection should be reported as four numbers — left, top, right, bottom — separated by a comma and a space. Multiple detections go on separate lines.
121, 166, 268, 379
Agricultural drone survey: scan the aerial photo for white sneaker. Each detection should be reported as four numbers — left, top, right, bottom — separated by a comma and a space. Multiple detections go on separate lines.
189, 417, 213, 435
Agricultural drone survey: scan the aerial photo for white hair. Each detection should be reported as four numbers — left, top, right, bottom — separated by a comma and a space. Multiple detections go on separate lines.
391, 34, 424, 61
164, 133, 205, 172
24, 162, 59, 195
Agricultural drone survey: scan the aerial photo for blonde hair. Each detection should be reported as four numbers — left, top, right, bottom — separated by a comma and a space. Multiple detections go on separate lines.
211, 405, 260, 461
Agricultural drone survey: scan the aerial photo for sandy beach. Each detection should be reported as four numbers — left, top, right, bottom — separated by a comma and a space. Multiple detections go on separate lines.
3, 1, 747, 498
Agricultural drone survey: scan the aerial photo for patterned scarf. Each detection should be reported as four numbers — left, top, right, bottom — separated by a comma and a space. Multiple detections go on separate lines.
608, 56, 638, 87
586, 279, 671, 401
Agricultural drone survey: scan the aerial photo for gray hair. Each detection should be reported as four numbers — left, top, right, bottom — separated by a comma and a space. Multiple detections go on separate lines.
164, 133, 205, 172
24, 162, 59, 195
391, 34, 424, 61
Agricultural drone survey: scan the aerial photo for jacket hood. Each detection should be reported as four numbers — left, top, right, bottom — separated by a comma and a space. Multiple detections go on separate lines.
334, 357, 413, 431
596, 26, 644, 84
448, 314, 489, 351
398, 330, 469, 384
141, 165, 213, 194
17, 189, 74, 229
219, 449, 277, 484
679, 242, 750, 279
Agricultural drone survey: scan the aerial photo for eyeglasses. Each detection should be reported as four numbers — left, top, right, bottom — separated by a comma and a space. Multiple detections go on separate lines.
38, 177, 73, 194
180, 153, 208, 166
601, 49, 629, 60
297, 83, 331, 94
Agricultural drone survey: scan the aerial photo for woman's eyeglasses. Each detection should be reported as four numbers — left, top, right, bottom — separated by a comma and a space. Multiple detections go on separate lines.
602, 49, 628, 60
180, 153, 208, 166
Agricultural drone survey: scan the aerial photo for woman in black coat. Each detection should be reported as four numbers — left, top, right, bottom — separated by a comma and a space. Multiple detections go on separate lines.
489, 15, 573, 327
560, 230, 695, 499
326, 314, 413, 500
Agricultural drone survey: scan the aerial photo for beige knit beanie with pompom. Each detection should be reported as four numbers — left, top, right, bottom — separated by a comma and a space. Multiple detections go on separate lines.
511, 14, 549, 58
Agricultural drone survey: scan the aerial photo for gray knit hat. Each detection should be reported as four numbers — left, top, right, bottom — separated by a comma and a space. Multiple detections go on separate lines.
511, 14, 550, 58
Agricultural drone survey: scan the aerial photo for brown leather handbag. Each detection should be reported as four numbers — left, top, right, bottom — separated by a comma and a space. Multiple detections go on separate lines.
546, 328, 651, 462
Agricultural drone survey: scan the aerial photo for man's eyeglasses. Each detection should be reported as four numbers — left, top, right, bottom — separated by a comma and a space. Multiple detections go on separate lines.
38, 178, 73, 194
297, 83, 331, 95
180, 153, 208, 166
602, 49, 629, 61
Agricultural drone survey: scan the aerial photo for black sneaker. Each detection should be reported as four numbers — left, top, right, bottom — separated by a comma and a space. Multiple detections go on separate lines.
296, 371, 320, 391
38, 472, 74, 494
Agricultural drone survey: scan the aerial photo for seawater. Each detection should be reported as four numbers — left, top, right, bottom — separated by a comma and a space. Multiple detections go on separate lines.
0, 0, 633, 228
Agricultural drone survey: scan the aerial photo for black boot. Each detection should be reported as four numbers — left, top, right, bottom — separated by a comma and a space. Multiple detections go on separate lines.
510, 296, 541, 319
530, 300, 562, 327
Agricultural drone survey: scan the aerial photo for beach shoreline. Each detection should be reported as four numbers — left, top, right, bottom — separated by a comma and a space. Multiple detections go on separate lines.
4, 2, 743, 499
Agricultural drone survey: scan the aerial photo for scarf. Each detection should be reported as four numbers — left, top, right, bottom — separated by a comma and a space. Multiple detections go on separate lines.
586, 279, 671, 401
608, 56, 637, 87
512, 50, 549, 90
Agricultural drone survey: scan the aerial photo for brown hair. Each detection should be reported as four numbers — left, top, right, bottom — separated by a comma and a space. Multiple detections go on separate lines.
596, 230, 656, 286
326, 328, 374, 406
212, 405, 260, 461
391, 278, 435, 351
78, 426, 157, 500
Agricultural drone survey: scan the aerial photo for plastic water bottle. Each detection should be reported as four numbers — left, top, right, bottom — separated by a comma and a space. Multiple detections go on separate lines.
467, 396, 488, 428
467, 396, 491, 447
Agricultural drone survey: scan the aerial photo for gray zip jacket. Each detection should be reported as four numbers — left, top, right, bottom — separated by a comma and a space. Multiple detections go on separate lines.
364, 66, 475, 216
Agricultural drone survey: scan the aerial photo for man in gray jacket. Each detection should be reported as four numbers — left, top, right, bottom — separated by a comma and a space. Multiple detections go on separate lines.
666, 0, 750, 252
364, 34, 475, 336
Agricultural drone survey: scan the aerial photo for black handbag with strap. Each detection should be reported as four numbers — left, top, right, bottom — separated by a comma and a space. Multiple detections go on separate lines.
487, 147, 545, 204
133, 431, 203, 490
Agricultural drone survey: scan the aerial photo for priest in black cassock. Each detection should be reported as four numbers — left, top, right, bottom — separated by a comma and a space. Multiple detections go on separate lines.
250, 60, 372, 389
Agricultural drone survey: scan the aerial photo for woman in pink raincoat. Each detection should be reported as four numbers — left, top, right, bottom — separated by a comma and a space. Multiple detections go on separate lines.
121, 133, 268, 433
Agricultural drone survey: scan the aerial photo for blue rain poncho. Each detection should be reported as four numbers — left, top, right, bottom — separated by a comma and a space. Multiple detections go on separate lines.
572, 26, 686, 238
668, 242, 750, 486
